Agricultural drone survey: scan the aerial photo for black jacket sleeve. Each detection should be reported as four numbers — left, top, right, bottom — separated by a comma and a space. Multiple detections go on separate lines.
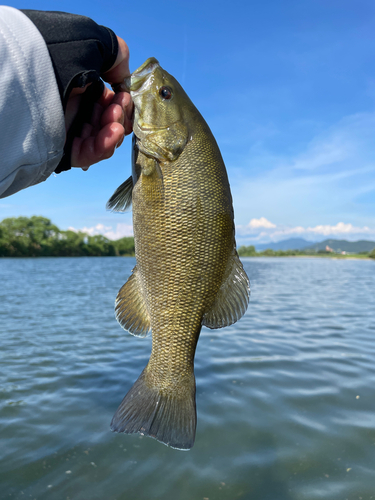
21, 10, 119, 173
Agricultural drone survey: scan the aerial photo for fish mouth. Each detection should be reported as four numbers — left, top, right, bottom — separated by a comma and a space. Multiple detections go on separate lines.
111, 58, 160, 94
135, 120, 170, 132
128, 57, 160, 94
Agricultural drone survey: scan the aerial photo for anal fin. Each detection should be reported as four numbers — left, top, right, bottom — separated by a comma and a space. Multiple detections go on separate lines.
115, 266, 151, 337
203, 249, 250, 329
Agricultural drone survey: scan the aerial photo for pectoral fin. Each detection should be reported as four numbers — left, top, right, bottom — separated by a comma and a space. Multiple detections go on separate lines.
106, 176, 133, 212
115, 266, 151, 337
203, 250, 250, 329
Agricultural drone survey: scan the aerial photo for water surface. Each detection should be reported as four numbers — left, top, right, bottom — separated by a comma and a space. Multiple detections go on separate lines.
1, 257, 375, 499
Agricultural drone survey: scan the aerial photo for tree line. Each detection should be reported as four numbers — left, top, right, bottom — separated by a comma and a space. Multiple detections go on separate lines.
0, 216, 134, 257
1, 216, 374, 259
238, 245, 375, 259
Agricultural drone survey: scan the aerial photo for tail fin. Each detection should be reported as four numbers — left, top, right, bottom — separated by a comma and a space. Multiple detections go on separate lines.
110, 368, 196, 450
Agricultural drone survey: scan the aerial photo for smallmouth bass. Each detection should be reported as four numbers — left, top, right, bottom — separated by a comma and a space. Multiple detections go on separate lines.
107, 58, 250, 450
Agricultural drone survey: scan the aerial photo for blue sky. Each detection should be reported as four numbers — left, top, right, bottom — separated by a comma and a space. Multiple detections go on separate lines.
1, 0, 375, 243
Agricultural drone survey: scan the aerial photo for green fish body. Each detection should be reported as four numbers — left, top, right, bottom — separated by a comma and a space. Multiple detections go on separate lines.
108, 58, 250, 450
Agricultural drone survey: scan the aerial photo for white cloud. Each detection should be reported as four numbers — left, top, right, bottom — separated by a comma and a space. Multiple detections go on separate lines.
247, 217, 276, 229
68, 223, 111, 236
68, 223, 133, 240
237, 218, 375, 243
289, 115, 362, 171
103, 223, 134, 240
231, 112, 375, 228
67, 217, 375, 246
306, 222, 372, 236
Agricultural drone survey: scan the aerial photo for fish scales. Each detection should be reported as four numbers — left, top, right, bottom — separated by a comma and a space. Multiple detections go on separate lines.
135, 132, 232, 376
107, 57, 250, 449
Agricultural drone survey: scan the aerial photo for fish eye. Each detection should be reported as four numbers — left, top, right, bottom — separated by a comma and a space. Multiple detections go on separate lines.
159, 86, 173, 100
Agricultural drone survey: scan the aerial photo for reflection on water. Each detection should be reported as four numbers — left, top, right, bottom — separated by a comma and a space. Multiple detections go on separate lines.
0, 257, 375, 499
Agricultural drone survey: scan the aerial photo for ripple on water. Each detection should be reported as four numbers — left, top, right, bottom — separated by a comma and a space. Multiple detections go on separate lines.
0, 256, 375, 499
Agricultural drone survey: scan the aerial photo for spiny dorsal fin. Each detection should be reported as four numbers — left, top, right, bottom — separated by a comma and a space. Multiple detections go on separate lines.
115, 266, 151, 337
106, 176, 133, 212
202, 249, 250, 329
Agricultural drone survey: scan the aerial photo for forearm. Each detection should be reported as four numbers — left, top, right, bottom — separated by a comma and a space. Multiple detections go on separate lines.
0, 6, 65, 198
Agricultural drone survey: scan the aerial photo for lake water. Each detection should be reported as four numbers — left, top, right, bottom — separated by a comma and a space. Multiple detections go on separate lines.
0, 256, 375, 500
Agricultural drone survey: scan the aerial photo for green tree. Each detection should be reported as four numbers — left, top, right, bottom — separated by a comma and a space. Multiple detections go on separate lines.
0, 216, 133, 257
238, 245, 256, 257
369, 248, 375, 259
0, 216, 60, 256
113, 236, 135, 256
86, 235, 116, 256
54, 230, 87, 256
262, 248, 275, 256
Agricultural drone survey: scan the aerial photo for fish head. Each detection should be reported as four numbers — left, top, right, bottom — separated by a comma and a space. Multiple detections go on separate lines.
129, 58, 193, 162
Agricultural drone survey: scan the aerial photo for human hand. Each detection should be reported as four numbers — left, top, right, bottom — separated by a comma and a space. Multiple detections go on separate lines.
65, 37, 134, 170
21, 10, 134, 173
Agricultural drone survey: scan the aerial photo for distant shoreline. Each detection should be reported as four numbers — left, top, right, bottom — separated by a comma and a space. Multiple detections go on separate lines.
1, 254, 372, 260
1, 217, 374, 260
240, 254, 373, 260
238, 244, 374, 260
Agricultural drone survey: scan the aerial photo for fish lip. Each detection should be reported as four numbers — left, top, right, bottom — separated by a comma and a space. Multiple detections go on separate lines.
135, 121, 170, 132
111, 58, 160, 94
134, 120, 181, 133
129, 57, 160, 93
132, 57, 159, 77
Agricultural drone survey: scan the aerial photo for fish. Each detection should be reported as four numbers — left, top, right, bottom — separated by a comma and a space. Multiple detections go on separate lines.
107, 57, 250, 450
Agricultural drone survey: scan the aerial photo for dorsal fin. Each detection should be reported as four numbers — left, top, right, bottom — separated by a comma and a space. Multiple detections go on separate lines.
202, 250, 250, 329
115, 266, 151, 337
106, 176, 133, 212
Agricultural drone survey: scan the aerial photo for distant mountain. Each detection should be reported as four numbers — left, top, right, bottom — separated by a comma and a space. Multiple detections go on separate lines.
253, 238, 375, 253
303, 239, 375, 253
255, 238, 313, 251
